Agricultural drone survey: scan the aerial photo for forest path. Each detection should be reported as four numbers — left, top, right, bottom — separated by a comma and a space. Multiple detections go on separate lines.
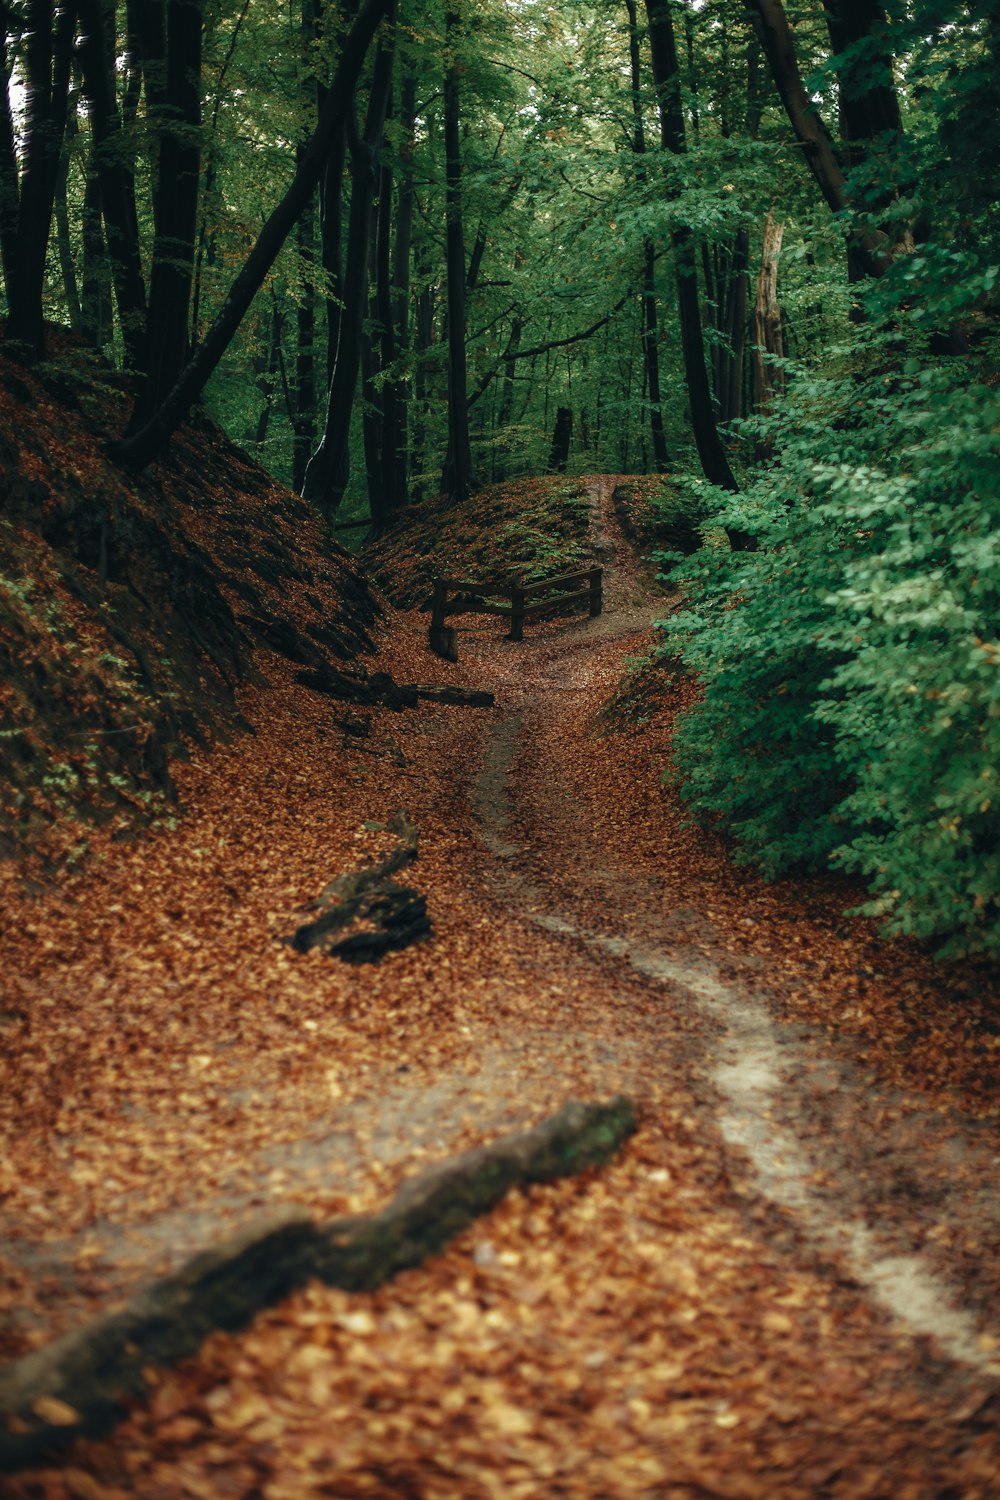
4, 478, 1000, 1494
464, 478, 1000, 1369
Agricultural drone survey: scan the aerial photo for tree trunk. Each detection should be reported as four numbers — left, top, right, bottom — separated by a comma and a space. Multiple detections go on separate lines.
77, 0, 147, 368
441, 4, 476, 503
127, 0, 204, 430
114, 0, 394, 471
53, 100, 84, 332
385, 71, 416, 513
751, 209, 785, 423
246, 304, 283, 450
547, 406, 572, 472
645, 0, 748, 531
80, 151, 114, 345
743, 0, 889, 279
5, 0, 78, 358
302, 10, 395, 517
190, 0, 251, 344
0, 11, 20, 307
625, 0, 669, 473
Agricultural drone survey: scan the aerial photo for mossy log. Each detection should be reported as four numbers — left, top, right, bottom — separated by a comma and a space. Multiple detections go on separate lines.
0, 1096, 637, 1472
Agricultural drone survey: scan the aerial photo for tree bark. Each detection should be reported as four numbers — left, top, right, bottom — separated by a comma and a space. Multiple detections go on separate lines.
624, 0, 669, 472
0, 7, 21, 306
751, 208, 785, 426
77, 0, 147, 369
53, 99, 83, 332
114, 0, 394, 471
743, 0, 889, 278
5, 0, 78, 358
301, 8, 395, 517
127, 0, 204, 430
645, 0, 748, 526
441, 4, 476, 502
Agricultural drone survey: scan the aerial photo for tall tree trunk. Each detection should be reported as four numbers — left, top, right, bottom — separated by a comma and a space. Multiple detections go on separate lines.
190, 0, 251, 343
743, 0, 889, 278
294, 198, 317, 492
645, 0, 749, 535
625, 0, 669, 472
115, 0, 394, 470
0, 7, 21, 307
246, 304, 284, 450
751, 209, 785, 422
53, 97, 83, 332
6, 0, 78, 358
292, 0, 319, 492
77, 0, 147, 368
302, 7, 395, 516
441, 4, 476, 502
319, 0, 357, 383
128, 0, 203, 430
823, 0, 901, 285
385, 71, 416, 513
80, 148, 113, 344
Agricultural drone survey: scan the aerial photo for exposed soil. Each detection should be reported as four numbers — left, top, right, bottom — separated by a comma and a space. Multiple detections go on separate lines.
3, 478, 1000, 1498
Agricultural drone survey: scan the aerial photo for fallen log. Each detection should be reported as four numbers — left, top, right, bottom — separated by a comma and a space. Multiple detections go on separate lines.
289, 811, 429, 960
414, 684, 494, 708
0, 1096, 638, 1472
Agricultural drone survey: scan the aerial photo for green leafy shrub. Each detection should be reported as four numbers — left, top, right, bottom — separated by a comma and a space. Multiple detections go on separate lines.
659, 340, 1000, 955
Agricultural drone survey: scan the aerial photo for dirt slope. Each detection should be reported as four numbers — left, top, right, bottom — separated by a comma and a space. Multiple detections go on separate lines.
0, 331, 381, 871
2, 477, 1000, 1497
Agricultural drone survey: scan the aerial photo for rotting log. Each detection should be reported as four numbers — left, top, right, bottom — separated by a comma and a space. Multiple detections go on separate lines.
288, 810, 429, 961
0, 1096, 638, 1472
414, 684, 493, 707
297, 661, 493, 708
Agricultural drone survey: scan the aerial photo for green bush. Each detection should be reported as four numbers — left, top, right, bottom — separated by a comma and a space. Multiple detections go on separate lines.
659, 340, 1000, 956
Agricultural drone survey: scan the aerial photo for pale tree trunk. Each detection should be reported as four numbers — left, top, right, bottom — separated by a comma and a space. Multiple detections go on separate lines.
752, 209, 785, 421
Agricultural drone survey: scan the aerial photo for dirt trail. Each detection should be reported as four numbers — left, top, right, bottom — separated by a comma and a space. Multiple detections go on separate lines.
4, 476, 1000, 1495
465, 479, 1000, 1376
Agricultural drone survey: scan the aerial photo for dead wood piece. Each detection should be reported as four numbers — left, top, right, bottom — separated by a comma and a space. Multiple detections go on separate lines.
296, 663, 375, 702
297, 665, 419, 710
293, 812, 425, 959
0, 1098, 636, 1472
292, 880, 430, 961
414, 684, 494, 708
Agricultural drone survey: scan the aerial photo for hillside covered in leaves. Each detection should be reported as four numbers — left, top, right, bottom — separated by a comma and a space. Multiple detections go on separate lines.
0, 330, 382, 871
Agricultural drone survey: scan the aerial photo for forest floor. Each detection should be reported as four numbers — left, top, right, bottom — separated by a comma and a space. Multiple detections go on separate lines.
3, 478, 1000, 1498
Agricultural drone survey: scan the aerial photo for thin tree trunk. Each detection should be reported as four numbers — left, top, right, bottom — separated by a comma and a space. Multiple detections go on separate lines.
0, 8, 21, 307
80, 149, 113, 344
53, 98, 83, 331
115, 0, 393, 470
441, 3, 476, 502
128, 0, 204, 430
301, 8, 395, 516
6, 0, 78, 358
246, 303, 283, 449
77, 0, 147, 369
624, 0, 668, 472
385, 71, 415, 513
743, 0, 889, 278
752, 208, 785, 421
645, 0, 749, 537
190, 0, 251, 342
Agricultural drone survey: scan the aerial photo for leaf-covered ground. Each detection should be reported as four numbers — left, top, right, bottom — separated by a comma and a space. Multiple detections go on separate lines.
2, 477, 1000, 1498
361, 475, 595, 608
0, 332, 380, 871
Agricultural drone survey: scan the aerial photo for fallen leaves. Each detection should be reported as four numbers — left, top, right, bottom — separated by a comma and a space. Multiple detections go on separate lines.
2, 480, 1000, 1497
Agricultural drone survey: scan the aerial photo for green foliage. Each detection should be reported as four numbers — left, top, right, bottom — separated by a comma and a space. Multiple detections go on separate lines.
659, 336, 1000, 955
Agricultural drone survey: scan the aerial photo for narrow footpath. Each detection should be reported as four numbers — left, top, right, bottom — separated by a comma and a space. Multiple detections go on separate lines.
2, 479, 1000, 1498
